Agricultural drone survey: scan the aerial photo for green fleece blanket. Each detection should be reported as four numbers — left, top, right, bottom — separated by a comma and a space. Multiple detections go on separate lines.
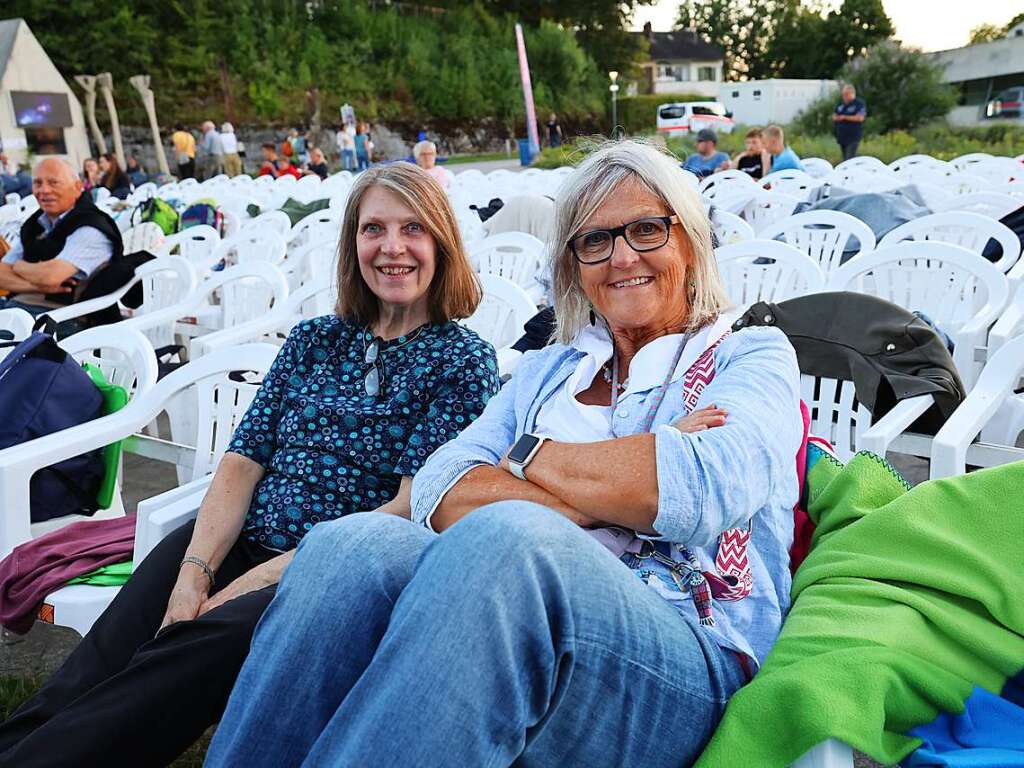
695, 454, 1024, 768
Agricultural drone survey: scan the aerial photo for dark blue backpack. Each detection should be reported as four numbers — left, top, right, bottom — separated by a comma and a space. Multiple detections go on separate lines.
0, 332, 106, 522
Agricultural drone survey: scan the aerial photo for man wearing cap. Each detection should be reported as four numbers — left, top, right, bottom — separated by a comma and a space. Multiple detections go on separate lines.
682, 129, 730, 179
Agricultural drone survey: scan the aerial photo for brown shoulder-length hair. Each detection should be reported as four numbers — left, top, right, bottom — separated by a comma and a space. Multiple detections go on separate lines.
335, 163, 480, 324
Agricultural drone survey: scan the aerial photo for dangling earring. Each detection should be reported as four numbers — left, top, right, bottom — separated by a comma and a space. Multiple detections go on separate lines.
589, 307, 596, 326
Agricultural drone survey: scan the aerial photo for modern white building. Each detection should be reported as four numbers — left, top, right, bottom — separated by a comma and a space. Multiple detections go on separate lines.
927, 27, 1024, 125
0, 18, 91, 171
634, 23, 724, 97
719, 79, 838, 126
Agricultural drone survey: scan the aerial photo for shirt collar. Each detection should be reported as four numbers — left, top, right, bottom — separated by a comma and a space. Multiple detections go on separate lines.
36, 208, 72, 233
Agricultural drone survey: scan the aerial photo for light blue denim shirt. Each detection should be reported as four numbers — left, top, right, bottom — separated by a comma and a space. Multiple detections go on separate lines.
411, 324, 803, 665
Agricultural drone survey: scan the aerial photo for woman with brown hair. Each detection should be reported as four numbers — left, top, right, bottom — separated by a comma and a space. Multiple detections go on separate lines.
98, 153, 132, 199
0, 163, 499, 768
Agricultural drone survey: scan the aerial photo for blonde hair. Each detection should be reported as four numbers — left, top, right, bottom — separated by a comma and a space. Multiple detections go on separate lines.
763, 124, 784, 142
550, 139, 730, 345
335, 163, 480, 324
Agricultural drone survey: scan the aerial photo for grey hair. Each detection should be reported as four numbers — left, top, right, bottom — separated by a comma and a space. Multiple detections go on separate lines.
413, 140, 436, 160
221, 122, 234, 133
550, 139, 730, 345
33, 157, 78, 183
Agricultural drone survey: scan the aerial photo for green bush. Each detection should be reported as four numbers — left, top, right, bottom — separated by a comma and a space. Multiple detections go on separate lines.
614, 93, 713, 136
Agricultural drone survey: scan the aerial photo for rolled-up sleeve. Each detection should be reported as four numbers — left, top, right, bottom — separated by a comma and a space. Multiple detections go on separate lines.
652, 327, 802, 546
410, 365, 521, 528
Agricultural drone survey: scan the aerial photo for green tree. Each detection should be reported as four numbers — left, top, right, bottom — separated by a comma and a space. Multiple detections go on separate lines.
968, 23, 1004, 44
795, 41, 957, 135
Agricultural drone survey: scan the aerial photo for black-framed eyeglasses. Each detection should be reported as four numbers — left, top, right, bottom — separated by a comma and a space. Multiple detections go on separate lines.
364, 336, 383, 396
568, 215, 679, 265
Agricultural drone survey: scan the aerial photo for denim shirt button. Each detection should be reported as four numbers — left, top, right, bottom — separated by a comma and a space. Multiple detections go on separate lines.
617, 409, 629, 418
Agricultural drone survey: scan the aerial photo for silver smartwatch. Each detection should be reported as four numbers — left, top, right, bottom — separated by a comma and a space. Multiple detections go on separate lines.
507, 433, 548, 480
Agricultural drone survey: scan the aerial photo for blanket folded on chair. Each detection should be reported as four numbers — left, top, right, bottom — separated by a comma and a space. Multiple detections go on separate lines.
695, 454, 1024, 768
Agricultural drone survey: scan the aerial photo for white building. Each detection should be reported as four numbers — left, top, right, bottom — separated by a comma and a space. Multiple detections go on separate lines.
635, 23, 724, 98
927, 28, 1024, 125
0, 18, 91, 171
719, 80, 838, 126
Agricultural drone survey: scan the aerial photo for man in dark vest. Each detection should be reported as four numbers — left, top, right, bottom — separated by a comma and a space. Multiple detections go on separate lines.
0, 158, 123, 318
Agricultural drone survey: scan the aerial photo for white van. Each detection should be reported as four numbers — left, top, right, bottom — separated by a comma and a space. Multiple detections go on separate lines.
656, 101, 735, 138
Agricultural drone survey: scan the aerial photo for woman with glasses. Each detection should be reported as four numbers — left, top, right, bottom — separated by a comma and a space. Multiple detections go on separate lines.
0, 163, 498, 768
207, 140, 804, 767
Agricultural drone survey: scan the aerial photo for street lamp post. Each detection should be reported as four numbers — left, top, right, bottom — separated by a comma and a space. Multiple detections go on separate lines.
609, 70, 619, 138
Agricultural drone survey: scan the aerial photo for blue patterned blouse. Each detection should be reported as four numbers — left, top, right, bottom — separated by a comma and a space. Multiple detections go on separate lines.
228, 315, 499, 551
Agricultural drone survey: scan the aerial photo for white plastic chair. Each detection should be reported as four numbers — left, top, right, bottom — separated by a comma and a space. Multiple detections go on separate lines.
156, 225, 222, 270
288, 209, 340, 250
0, 308, 35, 352
213, 229, 288, 268
0, 325, 158, 556
121, 222, 166, 254
711, 209, 755, 245
462, 273, 537, 376
759, 211, 877, 274
699, 170, 757, 201
950, 153, 993, 173
248, 210, 292, 238
715, 241, 826, 308
801, 158, 833, 180
834, 156, 889, 174
827, 242, 1010, 388
932, 192, 1020, 220
468, 233, 546, 300
741, 191, 801, 234
878, 211, 1021, 276
5, 344, 280, 636
760, 169, 818, 199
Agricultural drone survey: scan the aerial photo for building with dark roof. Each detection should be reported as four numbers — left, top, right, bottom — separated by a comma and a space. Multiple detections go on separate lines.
633, 22, 725, 97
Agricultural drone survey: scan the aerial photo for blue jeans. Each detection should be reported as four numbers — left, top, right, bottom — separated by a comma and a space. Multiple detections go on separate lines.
205, 502, 745, 767
341, 149, 355, 171
356, 152, 370, 171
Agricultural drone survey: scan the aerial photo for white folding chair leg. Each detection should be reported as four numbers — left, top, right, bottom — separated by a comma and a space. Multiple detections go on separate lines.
790, 739, 855, 768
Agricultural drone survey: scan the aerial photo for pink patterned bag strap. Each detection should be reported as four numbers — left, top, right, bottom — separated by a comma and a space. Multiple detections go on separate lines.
680, 330, 754, 602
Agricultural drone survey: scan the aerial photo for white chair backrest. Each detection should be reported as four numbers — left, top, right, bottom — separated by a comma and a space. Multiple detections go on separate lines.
801, 158, 833, 179
286, 238, 338, 289
158, 225, 221, 268
201, 261, 291, 329
835, 156, 888, 173
468, 233, 545, 290
758, 210, 877, 274
933, 192, 1020, 220
248, 210, 292, 238
699, 170, 756, 200
800, 374, 870, 462
951, 153, 993, 173
17, 195, 40, 220
878, 211, 1021, 274
888, 154, 950, 175
741, 191, 800, 234
122, 222, 166, 254
0, 308, 34, 344
214, 229, 288, 267
715, 240, 826, 307
711, 209, 755, 245
760, 169, 818, 198
289, 209, 341, 248
132, 255, 199, 317
60, 325, 158, 395
463, 273, 537, 350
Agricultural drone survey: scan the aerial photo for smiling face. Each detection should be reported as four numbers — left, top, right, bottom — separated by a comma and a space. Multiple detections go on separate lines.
355, 185, 437, 317
576, 178, 690, 337
33, 159, 83, 218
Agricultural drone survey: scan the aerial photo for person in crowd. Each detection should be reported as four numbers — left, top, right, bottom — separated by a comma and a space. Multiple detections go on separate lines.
0, 162, 498, 768
125, 155, 148, 187
337, 123, 356, 171
98, 153, 132, 199
258, 143, 279, 177
732, 127, 771, 180
80, 157, 101, 192
171, 123, 196, 180
833, 84, 867, 161
355, 122, 372, 171
198, 120, 224, 180
205, 140, 804, 768
220, 123, 243, 177
682, 128, 730, 179
0, 158, 121, 316
290, 127, 309, 166
546, 112, 563, 148
305, 147, 330, 180
274, 156, 302, 180
762, 125, 805, 173
413, 140, 449, 189
0, 153, 32, 198
280, 132, 294, 160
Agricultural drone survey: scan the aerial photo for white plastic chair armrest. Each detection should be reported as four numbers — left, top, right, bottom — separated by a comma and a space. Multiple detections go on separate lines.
133, 476, 213, 565
43, 277, 139, 323
191, 307, 296, 356
496, 347, 523, 378
790, 739, 855, 768
989, 286, 1024, 354
858, 394, 934, 457
930, 390, 1005, 479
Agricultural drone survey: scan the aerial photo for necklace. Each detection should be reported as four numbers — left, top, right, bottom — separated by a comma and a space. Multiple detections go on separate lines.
601, 362, 627, 393
365, 323, 427, 351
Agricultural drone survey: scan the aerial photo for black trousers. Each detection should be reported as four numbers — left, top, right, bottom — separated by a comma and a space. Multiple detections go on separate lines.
840, 141, 860, 161
0, 521, 277, 768
177, 159, 195, 180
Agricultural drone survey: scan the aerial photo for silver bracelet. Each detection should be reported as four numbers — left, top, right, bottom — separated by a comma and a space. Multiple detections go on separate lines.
180, 555, 215, 587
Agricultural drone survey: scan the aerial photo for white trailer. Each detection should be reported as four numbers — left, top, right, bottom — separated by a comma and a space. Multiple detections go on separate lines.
720, 79, 837, 126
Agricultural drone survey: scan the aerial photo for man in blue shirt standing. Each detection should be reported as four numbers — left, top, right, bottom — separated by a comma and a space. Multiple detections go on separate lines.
682, 129, 730, 179
763, 125, 804, 173
833, 84, 867, 160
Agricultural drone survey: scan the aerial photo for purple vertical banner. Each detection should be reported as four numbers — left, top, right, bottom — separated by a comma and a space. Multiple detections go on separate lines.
515, 23, 540, 159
